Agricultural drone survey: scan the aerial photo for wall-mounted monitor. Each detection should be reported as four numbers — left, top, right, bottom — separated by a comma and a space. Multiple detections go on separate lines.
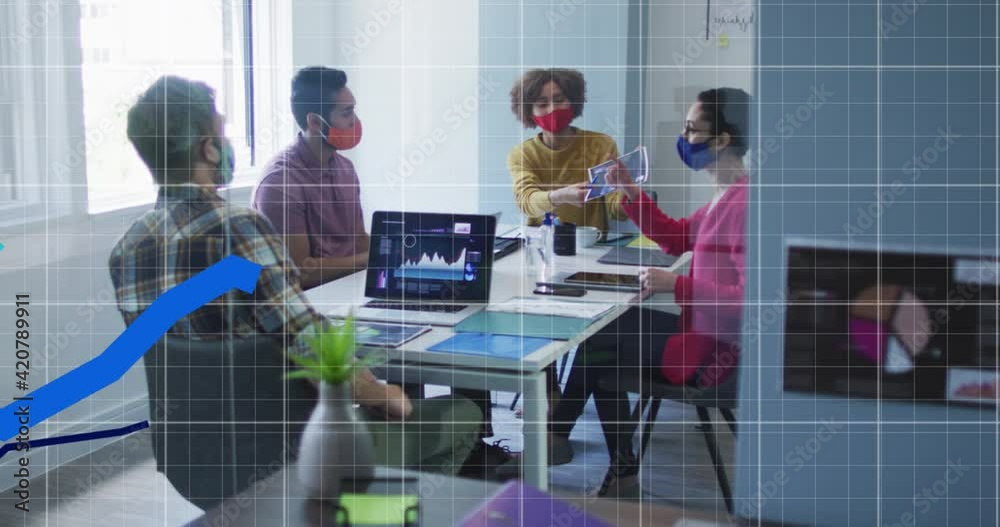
784, 240, 998, 407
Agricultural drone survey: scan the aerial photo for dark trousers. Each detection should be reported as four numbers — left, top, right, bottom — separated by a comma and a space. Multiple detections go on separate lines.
551, 307, 679, 462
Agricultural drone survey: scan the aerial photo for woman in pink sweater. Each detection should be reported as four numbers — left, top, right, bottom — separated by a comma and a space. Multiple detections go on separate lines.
548, 87, 750, 495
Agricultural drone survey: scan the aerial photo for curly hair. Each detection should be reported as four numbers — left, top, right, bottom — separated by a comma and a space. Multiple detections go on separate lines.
509, 68, 586, 128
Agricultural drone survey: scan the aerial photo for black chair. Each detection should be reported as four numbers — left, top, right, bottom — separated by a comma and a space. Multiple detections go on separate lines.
143, 335, 316, 511
598, 369, 739, 513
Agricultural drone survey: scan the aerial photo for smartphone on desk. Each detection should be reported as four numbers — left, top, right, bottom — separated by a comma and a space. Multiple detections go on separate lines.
564, 271, 640, 288
533, 285, 587, 297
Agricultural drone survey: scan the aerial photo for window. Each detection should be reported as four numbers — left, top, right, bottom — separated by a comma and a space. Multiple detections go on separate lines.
80, 0, 256, 213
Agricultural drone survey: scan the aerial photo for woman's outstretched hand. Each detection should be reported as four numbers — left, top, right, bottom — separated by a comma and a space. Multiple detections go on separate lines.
604, 153, 640, 202
549, 181, 591, 208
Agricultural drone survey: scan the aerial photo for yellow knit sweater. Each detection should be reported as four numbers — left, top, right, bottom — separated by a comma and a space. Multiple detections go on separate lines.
506, 128, 627, 232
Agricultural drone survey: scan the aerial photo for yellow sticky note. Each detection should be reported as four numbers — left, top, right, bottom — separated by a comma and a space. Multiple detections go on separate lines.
718, 34, 730, 48
627, 235, 658, 249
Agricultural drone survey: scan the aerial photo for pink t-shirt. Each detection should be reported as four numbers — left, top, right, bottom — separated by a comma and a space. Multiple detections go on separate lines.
622, 176, 749, 386
252, 135, 366, 259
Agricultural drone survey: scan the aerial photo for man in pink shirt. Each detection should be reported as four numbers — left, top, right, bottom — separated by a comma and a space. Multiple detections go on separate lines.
253, 67, 368, 288
255, 68, 511, 476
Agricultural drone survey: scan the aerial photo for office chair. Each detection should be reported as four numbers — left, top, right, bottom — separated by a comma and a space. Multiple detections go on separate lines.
597, 368, 738, 513
143, 335, 316, 511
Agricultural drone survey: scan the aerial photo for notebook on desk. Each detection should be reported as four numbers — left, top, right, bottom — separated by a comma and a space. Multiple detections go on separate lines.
427, 333, 552, 360
454, 311, 593, 341
458, 482, 613, 527
598, 246, 677, 268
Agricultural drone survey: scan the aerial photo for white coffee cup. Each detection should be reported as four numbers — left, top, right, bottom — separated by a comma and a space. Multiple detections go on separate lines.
576, 226, 601, 249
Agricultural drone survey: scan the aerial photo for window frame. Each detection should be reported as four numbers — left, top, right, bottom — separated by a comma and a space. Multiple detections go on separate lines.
0, 0, 293, 228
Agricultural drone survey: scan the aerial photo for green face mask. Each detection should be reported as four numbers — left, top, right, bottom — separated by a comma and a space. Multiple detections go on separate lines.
214, 138, 236, 186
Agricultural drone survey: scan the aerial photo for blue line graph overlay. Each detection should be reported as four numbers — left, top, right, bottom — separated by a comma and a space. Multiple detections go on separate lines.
0, 256, 262, 442
0, 420, 150, 460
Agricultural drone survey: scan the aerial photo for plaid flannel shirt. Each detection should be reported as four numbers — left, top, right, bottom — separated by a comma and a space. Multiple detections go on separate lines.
108, 184, 324, 356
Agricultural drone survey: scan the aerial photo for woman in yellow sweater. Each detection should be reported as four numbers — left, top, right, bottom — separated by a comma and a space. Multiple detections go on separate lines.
508, 69, 627, 233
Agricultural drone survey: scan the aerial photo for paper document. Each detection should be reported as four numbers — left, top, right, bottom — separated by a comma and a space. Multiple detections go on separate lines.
488, 296, 616, 320
327, 318, 432, 348
585, 145, 649, 201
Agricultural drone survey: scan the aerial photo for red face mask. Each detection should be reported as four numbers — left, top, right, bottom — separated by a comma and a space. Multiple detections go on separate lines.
532, 107, 574, 133
324, 118, 363, 150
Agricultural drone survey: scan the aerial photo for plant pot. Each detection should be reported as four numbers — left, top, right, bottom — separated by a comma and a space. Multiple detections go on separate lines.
297, 382, 376, 500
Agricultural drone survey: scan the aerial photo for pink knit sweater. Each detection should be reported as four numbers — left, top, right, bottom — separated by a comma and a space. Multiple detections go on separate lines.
621, 176, 748, 386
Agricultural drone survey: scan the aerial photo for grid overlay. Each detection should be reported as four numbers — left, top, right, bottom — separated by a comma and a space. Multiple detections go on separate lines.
0, 0, 996, 526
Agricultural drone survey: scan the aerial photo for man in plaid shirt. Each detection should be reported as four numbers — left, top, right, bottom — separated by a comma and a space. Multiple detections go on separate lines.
110, 75, 481, 478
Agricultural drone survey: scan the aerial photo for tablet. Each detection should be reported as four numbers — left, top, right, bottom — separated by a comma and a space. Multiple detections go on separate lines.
564, 271, 640, 288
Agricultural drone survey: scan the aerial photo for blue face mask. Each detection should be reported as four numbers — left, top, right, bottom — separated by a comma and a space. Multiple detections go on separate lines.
676, 134, 717, 171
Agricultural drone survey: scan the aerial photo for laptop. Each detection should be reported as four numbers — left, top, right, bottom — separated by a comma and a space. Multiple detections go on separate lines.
350, 211, 497, 326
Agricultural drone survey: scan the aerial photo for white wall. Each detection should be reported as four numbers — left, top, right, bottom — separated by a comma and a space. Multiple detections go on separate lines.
478, 0, 631, 224
292, 0, 481, 221
644, 0, 753, 217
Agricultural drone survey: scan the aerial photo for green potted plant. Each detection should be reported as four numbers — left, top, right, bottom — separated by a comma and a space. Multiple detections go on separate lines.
289, 316, 377, 500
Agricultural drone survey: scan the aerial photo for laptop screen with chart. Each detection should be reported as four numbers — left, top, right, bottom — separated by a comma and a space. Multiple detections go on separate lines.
365, 211, 496, 302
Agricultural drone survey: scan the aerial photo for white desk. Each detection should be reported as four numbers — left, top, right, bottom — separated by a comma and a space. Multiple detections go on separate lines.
304, 229, 690, 490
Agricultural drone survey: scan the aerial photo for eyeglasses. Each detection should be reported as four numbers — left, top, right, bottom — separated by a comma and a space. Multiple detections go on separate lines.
682, 121, 712, 137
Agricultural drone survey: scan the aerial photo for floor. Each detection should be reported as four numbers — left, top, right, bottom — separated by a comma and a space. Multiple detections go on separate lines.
0, 390, 734, 525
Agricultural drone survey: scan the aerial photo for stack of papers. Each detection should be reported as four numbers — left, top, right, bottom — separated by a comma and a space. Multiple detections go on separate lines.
487, 297, 616, 320
327, 318, 432, 348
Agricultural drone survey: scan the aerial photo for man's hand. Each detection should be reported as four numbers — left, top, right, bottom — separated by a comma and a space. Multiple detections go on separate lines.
548, 182, 590, 208
604, 153, 640, 202
379, 383, 413, 421
639, 267, 678, 293
352, 370, 413, 421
